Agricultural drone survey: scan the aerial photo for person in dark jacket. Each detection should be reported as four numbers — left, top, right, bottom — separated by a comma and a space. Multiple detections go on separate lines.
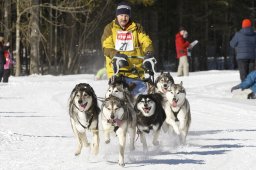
231, 70, 256, 99
0, 33, 5, 82
230, 19, 256, 82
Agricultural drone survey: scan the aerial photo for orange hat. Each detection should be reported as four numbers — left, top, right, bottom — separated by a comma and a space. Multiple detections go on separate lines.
242, 19, 251, 28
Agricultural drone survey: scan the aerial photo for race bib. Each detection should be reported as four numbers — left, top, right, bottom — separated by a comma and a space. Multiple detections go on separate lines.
115, 31, 134, 51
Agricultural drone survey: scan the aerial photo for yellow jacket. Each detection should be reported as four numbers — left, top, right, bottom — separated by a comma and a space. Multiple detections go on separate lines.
101, 19, 153, 79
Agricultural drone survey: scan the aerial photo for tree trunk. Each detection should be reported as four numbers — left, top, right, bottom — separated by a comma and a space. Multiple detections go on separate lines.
15, 0, 21, 76
30, 0, 40, 74
203, 0, 209, 70
4, 0, 11, 41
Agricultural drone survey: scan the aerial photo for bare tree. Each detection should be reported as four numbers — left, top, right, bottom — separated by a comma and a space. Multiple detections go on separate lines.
13, 0, 112, 76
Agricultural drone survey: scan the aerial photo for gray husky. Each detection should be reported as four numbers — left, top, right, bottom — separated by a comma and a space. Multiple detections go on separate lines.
163, 82, 191, 144
101, 95, 136, 166
69, 83, 100, 156
155, 72, 174, 94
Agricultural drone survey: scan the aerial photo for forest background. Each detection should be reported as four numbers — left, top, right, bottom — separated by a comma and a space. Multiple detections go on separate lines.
0, 0, 255, 76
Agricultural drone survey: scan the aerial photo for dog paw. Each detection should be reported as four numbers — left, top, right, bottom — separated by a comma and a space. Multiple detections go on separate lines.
118, 162, 125, 167
153, 140, 160, 146
105, 139, 110, 144
74, 150, 81, 156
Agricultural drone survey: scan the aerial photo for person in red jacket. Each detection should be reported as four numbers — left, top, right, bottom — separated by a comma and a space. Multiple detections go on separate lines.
175, 27, 190, 76
3, 42, 13, 83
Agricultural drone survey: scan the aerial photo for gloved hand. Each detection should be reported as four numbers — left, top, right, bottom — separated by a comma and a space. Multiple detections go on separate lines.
231, 84, 240, 92
144, 51, 153, 60
143, 52, 155, 75
112, 54, 128, 74
113, 53, 129, 68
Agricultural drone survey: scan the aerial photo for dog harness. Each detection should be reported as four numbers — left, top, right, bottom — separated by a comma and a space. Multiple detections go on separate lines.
170, 107, 181, 122
75, 108, 95, 129
136, 111, 158, 134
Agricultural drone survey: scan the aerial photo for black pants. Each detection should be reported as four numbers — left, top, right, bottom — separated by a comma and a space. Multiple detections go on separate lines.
237, 59, 255, 82
3, 69, 11, 83
0, 66, 4, 82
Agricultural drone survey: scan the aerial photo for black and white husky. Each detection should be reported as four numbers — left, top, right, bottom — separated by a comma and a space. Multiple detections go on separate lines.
68, 83, 100, 156
155, 72, 174, 94
101, 95, 136, 166
134, 93, 166, 151
163, 82, 191, 144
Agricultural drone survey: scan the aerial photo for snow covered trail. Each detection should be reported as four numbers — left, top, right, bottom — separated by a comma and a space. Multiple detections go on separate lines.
0, 71, 256, 170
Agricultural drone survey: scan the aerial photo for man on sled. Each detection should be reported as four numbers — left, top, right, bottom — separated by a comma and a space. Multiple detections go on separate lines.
101, 1, 156, 97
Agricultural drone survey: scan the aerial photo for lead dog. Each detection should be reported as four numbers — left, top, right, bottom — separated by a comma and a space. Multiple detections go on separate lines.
101, 95, 136, 166
134, 93, 166, 151
69, 83, 100, 156
163, 82, 191, 144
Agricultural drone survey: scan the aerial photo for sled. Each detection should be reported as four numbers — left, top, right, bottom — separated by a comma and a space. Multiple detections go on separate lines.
111, 56, 157, 97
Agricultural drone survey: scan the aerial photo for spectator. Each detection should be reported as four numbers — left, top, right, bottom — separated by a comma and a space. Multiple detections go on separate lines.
175, 27, 190, 76
95, 67, 107, 80
230, 18, 256, 82
0, 33, 5, 82
231, 70, 256, 99
3, 42, 13, 83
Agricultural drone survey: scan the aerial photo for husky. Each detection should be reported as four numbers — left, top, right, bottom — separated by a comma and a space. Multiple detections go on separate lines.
134, 93, 166, 151
155, 71, 174, 94
105, 78, 134, 105
163, 81, 191, 144
69, 83, 100, 156
101, 95, 136, 166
